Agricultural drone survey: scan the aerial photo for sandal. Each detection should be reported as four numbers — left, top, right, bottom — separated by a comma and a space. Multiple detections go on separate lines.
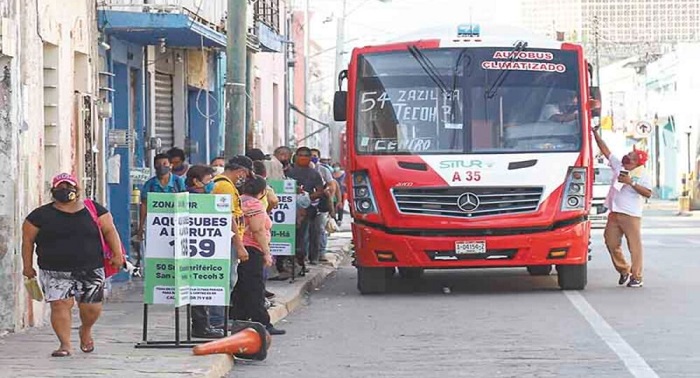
51, 349, 71, 357
80, 340, 95, 353
79, 326, 95, 353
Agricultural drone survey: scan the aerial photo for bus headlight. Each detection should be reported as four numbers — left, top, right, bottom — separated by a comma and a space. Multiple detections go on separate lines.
561, 167, 587, 211
352, 171, 378, 214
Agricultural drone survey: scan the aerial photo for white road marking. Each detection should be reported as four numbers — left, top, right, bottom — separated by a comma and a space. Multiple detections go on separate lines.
565, 291, 659, 378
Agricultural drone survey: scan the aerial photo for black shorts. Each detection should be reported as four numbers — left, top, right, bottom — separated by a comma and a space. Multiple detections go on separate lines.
39, 268, 105, 303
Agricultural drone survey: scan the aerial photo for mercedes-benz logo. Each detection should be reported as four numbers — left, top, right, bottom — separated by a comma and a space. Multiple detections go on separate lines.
457, 192, 480, 212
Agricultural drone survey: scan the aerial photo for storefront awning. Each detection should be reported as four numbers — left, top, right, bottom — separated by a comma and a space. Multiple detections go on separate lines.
99, 10, 226, 48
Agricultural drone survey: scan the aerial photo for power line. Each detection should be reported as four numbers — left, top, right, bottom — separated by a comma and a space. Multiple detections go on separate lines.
289, 104, 330, 143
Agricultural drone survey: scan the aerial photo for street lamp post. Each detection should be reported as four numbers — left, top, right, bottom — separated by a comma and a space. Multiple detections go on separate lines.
686, 126, 692, 175
678, 126, 693, 216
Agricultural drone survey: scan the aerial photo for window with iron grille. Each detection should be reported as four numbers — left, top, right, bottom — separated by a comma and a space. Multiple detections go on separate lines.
254, 0, 281, 34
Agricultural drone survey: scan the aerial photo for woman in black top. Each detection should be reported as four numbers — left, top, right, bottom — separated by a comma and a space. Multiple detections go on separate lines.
21, 173, 124, 357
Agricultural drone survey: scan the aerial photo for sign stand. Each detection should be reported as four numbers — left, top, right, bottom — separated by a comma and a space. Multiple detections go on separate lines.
135, 304, 231, 349
136, 192, 234, 349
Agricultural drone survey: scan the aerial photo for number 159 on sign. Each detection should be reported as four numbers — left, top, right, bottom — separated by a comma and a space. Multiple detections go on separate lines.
169, 239, 216, 257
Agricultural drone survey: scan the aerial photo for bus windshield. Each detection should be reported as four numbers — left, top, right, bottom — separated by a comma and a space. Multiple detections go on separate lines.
354, 47, 582, 155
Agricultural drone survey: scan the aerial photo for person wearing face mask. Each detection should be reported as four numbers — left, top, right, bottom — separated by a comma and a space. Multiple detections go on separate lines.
210, 156, 226, 177
247, 148, 285, 181
309, 148, 337, 263
167, 147, 190, 178
138, 153, 187, 239
286, 147, 326, 269
274, 146, 293, 175
22, 173, 124, 357
332, 163, 347, 225
184, 165, 224, 339
209, 155, 253, 329
593, 127, 653, 288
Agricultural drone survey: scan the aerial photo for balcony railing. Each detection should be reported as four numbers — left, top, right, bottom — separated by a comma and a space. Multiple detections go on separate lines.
254, 0, 281, 34
98, 0, 227, 33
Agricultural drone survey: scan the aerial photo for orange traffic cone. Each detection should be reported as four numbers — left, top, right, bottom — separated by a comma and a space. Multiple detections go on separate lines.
193, 321, 271, 361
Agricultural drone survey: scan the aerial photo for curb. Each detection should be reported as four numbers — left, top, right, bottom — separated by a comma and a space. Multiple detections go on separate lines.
202, 251, 345, 378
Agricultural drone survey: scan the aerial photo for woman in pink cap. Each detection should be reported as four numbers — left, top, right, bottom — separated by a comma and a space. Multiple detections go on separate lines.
21, 173, 124, 357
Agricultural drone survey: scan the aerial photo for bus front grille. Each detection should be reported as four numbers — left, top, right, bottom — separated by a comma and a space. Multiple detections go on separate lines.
392, 186, 544, 218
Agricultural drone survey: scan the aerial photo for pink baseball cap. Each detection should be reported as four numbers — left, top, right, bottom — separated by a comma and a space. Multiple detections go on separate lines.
52, 173, 78, 188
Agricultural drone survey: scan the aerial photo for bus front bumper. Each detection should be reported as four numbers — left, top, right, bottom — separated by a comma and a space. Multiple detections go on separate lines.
352, 219, 589, 268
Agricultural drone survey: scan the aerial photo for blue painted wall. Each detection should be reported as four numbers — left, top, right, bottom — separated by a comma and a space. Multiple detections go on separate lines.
216, 52, 226, 157
108, 63, 132, 268
188, 87, 209, 164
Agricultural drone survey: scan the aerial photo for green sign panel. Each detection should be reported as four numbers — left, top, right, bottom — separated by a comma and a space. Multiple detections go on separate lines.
268, 180, 297, 256
144, 193, 232, 307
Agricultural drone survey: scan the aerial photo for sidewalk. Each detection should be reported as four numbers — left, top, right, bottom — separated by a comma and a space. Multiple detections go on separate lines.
0, 233, 351, 378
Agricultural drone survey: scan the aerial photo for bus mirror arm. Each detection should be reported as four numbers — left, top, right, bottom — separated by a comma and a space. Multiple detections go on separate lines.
334, 70, 349, 122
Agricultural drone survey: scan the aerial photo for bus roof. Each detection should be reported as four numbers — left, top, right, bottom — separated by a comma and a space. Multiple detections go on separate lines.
366, 23, 574, 52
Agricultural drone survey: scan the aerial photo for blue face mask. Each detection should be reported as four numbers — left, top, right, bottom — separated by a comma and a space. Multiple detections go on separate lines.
311, 157, 319, 164
204, 181, 215, 193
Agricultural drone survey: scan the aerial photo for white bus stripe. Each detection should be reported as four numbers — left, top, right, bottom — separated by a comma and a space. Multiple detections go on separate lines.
565, 291, 659, 378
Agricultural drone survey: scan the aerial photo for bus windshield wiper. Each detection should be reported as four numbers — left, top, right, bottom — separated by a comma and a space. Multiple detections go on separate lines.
485, 40, 528, 99
408, 45, 450, 95
447, 49, 471, 124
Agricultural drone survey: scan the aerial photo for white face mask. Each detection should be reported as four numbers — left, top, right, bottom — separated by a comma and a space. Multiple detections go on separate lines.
213, 166, 225, 176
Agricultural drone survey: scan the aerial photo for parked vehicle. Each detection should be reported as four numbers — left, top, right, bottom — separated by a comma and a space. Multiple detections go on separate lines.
590, 164, 613, 227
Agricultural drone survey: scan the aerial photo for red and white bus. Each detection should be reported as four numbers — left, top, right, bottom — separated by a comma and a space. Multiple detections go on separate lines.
334, 24, 602, 293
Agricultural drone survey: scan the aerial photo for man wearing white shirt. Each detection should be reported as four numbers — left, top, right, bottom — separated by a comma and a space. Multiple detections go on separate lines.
592, 127, 653, 288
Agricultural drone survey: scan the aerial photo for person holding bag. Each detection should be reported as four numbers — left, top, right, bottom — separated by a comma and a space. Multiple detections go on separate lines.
21, 173, 125, 357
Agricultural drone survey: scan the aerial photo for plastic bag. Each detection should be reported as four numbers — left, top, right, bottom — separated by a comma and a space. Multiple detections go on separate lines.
325, 217, 339, 234
24, 277, 44, 302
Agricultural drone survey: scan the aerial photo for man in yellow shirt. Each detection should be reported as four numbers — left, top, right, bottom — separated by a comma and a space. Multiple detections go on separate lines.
209, 155, 252, 329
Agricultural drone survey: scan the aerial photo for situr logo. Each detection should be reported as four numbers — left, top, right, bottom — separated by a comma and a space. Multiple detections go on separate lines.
439, 160, 494, 169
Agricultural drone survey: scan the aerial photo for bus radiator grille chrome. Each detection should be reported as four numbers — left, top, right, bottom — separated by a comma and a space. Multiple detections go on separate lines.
393, 186, 544, 218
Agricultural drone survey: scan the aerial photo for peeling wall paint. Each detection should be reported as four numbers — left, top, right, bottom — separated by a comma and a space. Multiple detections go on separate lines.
0, 0, 98, 333
0, 0, 21, 335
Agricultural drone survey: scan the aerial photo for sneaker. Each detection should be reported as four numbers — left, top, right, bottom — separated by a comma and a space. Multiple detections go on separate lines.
627, 278, 643, 288
266, 325, 286, 335
618, 273, 630, 285
192, 327, 225, 339
265, 290, 276, 299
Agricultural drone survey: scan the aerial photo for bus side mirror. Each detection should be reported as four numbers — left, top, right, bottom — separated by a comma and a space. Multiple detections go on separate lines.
334, 69, 349, 122
589, 86, 602, 117
334, 91, 347, 122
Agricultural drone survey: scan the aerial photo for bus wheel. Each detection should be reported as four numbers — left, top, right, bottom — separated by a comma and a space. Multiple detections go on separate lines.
357, 267, 387, 294
557, 263, 587, 290
398, 268, 424, 280
526, 265, 552, 276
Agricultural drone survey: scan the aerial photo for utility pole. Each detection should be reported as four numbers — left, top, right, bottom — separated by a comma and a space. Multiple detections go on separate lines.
330, 0, 347, 163
284, 6, 292, 147
225, 0, 248, 157
593, 14, 601, 86
303, 0, 310, 140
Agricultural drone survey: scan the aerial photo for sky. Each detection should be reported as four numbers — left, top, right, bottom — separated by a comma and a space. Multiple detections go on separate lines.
302, 0, 524, 94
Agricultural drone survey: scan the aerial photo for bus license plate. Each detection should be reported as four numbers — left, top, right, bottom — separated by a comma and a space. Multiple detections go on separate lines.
455, 241, 486, 255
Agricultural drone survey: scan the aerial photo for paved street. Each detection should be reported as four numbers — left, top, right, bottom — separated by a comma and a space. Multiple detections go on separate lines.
229, 211, 700, 378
